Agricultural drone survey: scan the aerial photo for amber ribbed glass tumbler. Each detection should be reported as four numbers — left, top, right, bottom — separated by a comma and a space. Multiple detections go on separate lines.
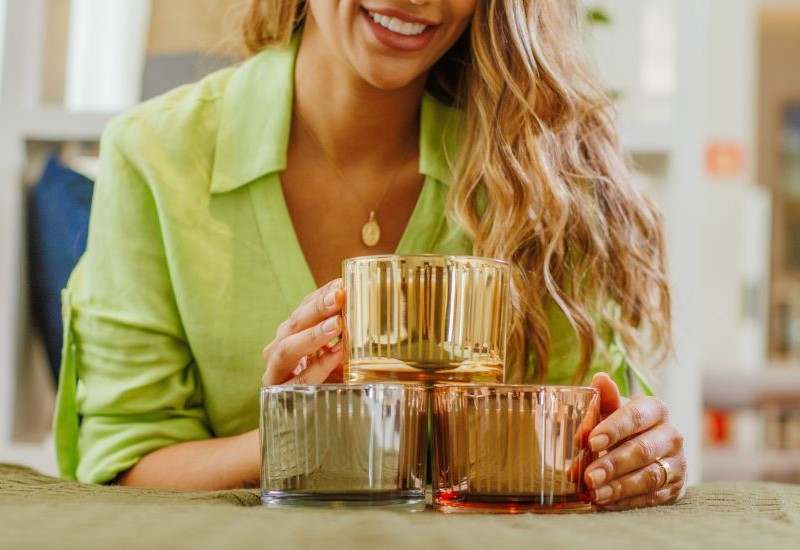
342, 255, 511, 383
432, 384, 600, 514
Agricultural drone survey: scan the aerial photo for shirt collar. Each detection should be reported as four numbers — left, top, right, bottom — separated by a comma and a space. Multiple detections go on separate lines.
210, 34, 461, 194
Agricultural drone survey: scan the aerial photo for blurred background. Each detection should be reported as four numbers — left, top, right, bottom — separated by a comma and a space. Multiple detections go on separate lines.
0, 0, 798, 487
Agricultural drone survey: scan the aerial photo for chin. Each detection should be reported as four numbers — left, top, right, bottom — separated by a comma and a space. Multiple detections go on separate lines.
354, 57, 430, 92
362, 72, 422, 91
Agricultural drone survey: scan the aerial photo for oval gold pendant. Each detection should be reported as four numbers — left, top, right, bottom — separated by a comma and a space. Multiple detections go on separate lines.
361, 211, 381, 247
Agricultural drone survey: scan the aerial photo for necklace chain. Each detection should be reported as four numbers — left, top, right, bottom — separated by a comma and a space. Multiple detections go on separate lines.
294, 113, 414, 247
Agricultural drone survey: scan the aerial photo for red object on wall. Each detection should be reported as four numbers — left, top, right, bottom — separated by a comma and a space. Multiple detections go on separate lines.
706, 409, 730, 445
706, 142, 746, 179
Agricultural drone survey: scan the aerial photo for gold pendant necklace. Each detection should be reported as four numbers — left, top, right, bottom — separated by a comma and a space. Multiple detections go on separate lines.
295, 114, 413, 249
361, 211, 381, 247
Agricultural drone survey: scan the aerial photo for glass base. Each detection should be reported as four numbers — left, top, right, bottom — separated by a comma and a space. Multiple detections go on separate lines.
433, 492, 595, 514
261, 490, 426, 512
345, 360, 503, 384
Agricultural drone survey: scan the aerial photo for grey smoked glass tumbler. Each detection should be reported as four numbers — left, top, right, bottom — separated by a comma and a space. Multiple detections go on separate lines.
260, 383, 429, 510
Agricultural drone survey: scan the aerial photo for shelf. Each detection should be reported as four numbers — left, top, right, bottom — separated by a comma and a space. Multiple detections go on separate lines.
703, 448, 800, 482
620, 123, 677, 156
704, 367, 800, 409
0, 107, 115, 141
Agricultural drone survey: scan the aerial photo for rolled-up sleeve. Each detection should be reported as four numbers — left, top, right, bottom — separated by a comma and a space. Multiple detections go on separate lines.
54, 120, 211, 483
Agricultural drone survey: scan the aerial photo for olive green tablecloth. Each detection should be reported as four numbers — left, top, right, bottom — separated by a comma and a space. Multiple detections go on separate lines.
1, 464, 799, 549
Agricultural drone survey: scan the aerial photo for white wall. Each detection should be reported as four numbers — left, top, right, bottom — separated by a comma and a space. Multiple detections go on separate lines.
703, 0, 769, 371
707, 0, 758, 169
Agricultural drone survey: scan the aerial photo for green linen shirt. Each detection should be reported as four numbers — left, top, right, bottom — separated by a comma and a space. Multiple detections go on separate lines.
54, 37, 636, 484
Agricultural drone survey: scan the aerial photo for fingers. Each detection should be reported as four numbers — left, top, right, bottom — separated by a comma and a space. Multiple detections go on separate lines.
274, 279, 343, 341
571, 375, 608, 449
262, 316, 343, 385
583, 391, 687, 510
600, 472, 687, 511
588, 396, 669, 453
585, 422, 682, 488
590, 452, 688, 507
591, 372, 623, 415
261, 279, 345, 386
287, 342, 345, 385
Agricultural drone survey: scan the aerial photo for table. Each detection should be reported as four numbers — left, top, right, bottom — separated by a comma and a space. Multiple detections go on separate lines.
1, 463, 799, 549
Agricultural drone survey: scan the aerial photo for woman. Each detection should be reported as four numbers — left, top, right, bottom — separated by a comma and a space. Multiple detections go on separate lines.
54, 0, 686, 510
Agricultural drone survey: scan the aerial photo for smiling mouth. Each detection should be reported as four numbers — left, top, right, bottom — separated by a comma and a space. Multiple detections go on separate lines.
361, 7, 438, 37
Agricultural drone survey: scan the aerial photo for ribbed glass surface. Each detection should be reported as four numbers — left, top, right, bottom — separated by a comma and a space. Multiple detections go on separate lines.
432, 385, 600, 513
260, 384, 428, 510
343, 255, 510, 383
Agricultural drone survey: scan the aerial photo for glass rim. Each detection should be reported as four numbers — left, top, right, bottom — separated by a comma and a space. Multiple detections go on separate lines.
431, 383, 599, 395
342, 254, 510, 268
260, 382, 429, 394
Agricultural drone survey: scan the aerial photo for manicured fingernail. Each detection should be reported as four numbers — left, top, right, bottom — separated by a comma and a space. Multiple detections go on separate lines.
587, 468, 607, 487
590, 434, 610, 452
324, 291, 337, 308
594, 485, 613, 503
322, 317, 339, 333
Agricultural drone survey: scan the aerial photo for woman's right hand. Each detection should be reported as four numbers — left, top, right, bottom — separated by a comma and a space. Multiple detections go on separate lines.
261, 278, 345, 386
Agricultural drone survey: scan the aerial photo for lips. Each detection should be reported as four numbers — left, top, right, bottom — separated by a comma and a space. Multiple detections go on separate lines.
362, 5, 439, 26
360, 6, 440, 52
367, 11, 428, 36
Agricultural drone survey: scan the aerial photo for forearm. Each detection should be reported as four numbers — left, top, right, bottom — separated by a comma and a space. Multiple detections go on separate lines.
117, 429, 260, 490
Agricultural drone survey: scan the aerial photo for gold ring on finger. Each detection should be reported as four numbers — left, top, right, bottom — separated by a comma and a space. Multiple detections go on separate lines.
655, 457, 673, 488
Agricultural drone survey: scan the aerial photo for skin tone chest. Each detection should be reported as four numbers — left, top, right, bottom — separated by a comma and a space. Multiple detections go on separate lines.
280, 121, 426, 286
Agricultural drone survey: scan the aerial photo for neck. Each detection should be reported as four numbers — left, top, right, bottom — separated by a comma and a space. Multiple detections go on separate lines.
293, 19, 425, 168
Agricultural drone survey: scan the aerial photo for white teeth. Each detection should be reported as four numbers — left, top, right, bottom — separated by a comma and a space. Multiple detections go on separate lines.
368, 10, 428, 36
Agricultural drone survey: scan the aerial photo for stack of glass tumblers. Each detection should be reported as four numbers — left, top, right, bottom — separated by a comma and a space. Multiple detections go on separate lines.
260, 255, 600, 513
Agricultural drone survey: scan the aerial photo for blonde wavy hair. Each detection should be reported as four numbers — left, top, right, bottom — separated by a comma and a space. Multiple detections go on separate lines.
242, 0, 672, 384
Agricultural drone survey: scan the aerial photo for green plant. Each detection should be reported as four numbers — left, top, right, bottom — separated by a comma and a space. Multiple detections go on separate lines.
586, 7, 611, 26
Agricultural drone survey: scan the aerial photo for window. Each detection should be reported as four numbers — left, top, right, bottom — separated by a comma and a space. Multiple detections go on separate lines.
65, 0, 152, 112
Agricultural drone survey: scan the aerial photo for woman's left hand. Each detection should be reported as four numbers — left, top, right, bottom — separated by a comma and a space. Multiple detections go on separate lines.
584, 373, 687, 510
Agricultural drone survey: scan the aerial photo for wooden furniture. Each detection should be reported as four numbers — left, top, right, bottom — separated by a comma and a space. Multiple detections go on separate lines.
761, 9, 800, 361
